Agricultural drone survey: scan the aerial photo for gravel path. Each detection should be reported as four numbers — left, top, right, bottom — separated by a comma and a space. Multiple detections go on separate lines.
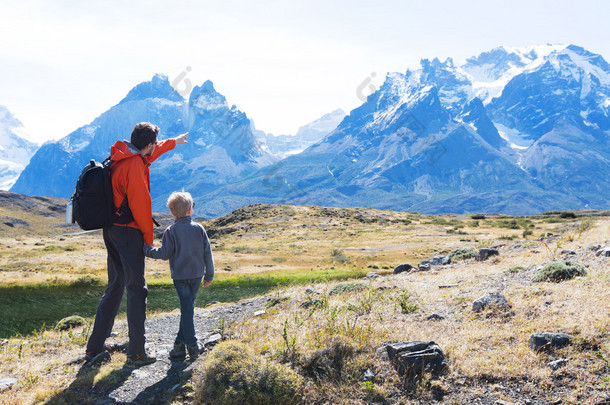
88, 296, 268, 404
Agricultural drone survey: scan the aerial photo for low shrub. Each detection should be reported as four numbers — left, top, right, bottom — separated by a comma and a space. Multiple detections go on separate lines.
448, 248, 478, 261
470, 214, 486, 220
56, 315, 86, 331
506, 266, 525, 273
328, 281, 368, 296
330, 249, 350, 263
559, 212, 577, 219
532, 260, 587, 282
197, 340, 303, 405
301, 336, 356, 381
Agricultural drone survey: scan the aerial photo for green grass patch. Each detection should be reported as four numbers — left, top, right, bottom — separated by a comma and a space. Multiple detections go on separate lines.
0, 268, 374, 337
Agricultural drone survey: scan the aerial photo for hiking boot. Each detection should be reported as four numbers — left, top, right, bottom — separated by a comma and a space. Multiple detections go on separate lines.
84, 350, 111, 367
187, 342, 204, 360
169, 343, 186, 359
126, 352, 157, 367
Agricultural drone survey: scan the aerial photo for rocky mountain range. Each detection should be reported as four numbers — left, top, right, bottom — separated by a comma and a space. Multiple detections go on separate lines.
0, 106, 38, 190
9, 44, 610, 217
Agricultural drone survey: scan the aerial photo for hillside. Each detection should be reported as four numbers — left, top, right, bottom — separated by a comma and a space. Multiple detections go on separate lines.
0, 200, 608, 404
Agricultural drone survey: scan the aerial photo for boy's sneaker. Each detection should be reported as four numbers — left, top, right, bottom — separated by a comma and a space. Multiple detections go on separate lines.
126, 352, 157, 367
169, 343, 186, 359
187, 342, 205, 360
84, 350, 111, 367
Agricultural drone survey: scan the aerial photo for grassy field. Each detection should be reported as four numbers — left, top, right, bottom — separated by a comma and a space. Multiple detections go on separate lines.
0, 193, 608, 403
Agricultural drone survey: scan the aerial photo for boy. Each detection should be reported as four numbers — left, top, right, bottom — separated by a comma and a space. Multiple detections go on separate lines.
144, 191, 214, 360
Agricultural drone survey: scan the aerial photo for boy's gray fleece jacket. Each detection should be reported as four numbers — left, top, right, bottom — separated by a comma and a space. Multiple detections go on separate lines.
143, 216, 214, 281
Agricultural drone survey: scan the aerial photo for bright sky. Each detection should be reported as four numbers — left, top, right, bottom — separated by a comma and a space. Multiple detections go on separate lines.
1, 0, 609, 143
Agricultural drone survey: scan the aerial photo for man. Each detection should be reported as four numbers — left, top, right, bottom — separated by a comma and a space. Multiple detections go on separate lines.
85, 122, 188, 367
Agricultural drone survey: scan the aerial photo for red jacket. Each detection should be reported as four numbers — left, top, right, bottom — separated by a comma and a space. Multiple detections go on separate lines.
109, 139, 176, 245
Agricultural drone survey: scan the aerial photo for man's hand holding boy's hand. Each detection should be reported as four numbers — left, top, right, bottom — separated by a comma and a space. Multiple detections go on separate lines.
143, 244, 154, 256
203, 280, 212, 288
175, 132, 188, 144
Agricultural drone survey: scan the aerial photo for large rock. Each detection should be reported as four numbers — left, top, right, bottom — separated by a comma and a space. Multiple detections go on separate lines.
472, 292, 509, 312
380, 340, 447, 377
477, 248, 499, 261
529, 333, 573, 351
418, 255, 451, 270
393, 263, 414, 274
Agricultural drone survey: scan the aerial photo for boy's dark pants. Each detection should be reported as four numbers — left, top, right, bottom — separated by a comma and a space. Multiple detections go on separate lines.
173, 277, 202, 346
87, 226, 148, 356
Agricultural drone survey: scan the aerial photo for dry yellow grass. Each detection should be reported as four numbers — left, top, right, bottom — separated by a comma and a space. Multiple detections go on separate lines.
0, 202, 608, 404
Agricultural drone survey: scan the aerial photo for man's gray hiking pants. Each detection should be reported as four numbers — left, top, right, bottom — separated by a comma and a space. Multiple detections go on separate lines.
86, 225, 148, 356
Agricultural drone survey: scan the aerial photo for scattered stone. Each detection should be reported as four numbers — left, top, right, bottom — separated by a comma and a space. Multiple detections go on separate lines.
84, 351, 111, 368
427, 313, 445, 321
418, 263, 431, 271
300, 299, 322, 309
253, 310, 266, 316
0, 378, 17, 391
304, 288, 316, 294
381, 341, 447, 377
56, 315, 86, 331
477, 248, 500, 261
1, 340, 7, 346
548, 358, 568, 370
495, 400, 516, 405
376, 345, 389, 360
472, 292, 509, 312
203, 333, 222, 348
529, 333, 573, 351
560, 250, 576, 256
596, 244, 610, 257
366, 272, 380, 279
363, 369, 375, 381
419, 255, 451, 269
393, 263, 414, 274
589, 244, 602, 251
438, 284, 459, 289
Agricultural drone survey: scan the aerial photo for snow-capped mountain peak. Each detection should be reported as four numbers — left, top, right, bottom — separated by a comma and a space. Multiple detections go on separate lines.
0, 105, 39, 190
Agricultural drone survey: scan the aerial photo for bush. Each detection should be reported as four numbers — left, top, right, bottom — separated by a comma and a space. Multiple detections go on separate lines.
471, 214, 486, 220
197, 341, 303, 405
448, 248, 478, 261
330, 249, 350, 263
328, 281, 368, 295
559, 212, 577, 219
56, 315, 86, 331
301, 336, 355, 381
532, 260, 587, 282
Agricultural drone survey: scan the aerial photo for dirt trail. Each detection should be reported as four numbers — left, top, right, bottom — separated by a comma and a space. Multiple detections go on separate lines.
70, 297, 267, 404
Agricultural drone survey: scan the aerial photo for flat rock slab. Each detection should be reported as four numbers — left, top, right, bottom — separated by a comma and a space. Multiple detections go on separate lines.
381, 340, 447, 377
596, 244, 610, 257
0, 378, 17, 391
529, 333, 573, 351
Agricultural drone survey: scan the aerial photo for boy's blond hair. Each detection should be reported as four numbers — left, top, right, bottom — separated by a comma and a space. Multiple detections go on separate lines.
167, 191, 193, 218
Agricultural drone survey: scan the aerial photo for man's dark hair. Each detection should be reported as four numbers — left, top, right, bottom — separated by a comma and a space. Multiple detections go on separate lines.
131, 122, 160, 150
